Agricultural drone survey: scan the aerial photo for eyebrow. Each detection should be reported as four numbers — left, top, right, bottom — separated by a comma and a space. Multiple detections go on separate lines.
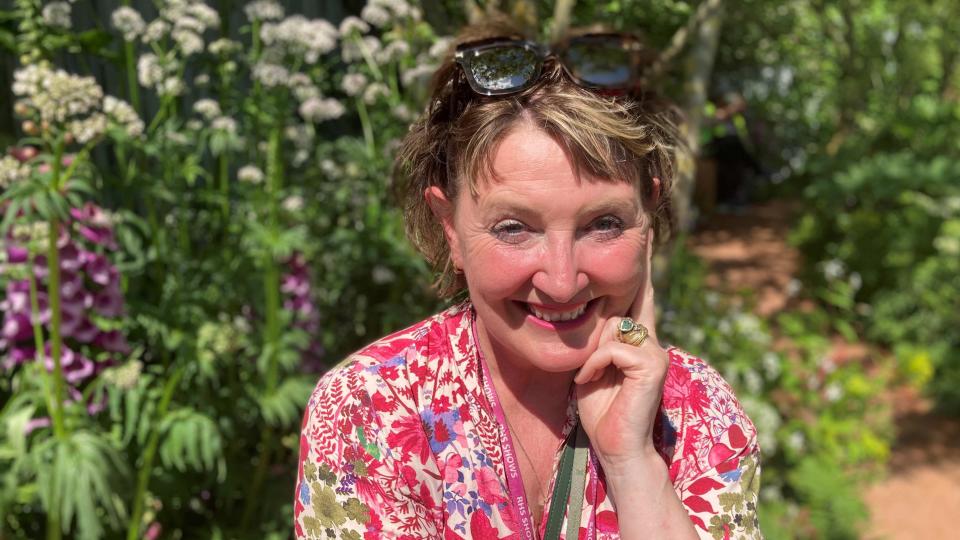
481, 197, 640, 218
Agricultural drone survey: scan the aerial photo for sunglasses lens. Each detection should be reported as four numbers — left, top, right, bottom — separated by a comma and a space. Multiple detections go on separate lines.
564, 40, 635, 88
466, 45, 540, 93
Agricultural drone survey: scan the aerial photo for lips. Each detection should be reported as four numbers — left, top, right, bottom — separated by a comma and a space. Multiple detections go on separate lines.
527, 303, 587, 322
520, 298, 597, 327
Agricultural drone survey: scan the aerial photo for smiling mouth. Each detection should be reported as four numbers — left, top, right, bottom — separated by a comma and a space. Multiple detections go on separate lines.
521, 299, 596, 324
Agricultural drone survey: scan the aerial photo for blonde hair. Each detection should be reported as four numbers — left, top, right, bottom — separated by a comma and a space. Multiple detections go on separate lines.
394, 19, 684, 298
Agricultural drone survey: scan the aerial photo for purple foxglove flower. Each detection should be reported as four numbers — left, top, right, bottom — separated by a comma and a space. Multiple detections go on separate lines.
70, 204, 117, 250
64, 317, 99, 343
94, 329, 130, 354
59, 309, 82, 337
6, 245, 28, 263
32, 255, 48, 280
60, 269, 86, 298
3, 346, 35, 370
60, 286, 91, 319
4, 280, 30, 315
2, 312, 33, 341
81, 251, 113, 286
45, 344, 75, 372
63, 354, 94, 384
59, 241, 83, 272
93, 283, 124, 317
24, 417, 51, 435
281, 274, 310, 296
87, 395, 106, 415
77, 225, 117, 249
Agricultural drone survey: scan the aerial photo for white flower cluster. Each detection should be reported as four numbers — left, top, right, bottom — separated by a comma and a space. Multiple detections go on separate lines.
401, 64, 436, 87
193, 98, 221, 120
13, 65, 102, 124
244, 0, 284, 22
69, 114, 108, 144
252, 62, 290, 87
42, 2, 72, 29
288, 73, 319, 101
102, 360, 143, 390
211, 116, 238, 134
208, 38, 240, 56
284, 124, 314, 166
0, 156, 31, 190
361, 0, 417, 28
103, 96, 145, 138
298, 97, 345, 123
376, 40, 410, 64
282, 195, 304, 212
136, 0, 218, 60
111, 6, 145, 42
261, 15, 337, 64
338, 16, 369, 36
137, 53, 183, 97
238, 164, 264, 184
341, 73, 368, 96
362, 82, 389, 104
428, 37, 454, 60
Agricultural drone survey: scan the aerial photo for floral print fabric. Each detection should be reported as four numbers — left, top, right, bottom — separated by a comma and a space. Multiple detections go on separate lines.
294, 303, 762, 539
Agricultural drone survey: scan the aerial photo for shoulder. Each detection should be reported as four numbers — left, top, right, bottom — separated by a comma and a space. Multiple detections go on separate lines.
659, 347, 759, 483
302, 303, 470, 433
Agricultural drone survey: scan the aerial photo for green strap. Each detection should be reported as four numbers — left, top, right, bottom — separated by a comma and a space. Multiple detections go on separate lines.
565, 426, 589, 540
544, 423, 589, 540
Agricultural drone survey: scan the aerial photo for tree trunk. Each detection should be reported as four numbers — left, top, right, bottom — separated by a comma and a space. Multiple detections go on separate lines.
673, 0, 724, 234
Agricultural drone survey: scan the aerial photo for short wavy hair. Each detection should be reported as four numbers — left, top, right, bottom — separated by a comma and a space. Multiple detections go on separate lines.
393, 18, 684, 299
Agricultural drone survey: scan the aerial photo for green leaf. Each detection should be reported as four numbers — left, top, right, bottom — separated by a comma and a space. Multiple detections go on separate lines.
158, 408, 223, 472
257, 376, 315, 427
36, 431, 128, 540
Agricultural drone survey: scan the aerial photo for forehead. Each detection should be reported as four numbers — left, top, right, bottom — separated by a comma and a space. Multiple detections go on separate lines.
469, 123, 638, 203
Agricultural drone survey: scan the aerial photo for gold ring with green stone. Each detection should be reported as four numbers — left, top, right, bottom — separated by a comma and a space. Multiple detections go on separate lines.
617, 317, 649, 347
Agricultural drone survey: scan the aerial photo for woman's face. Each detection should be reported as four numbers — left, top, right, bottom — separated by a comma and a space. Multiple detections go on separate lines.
430, 122, 653, 374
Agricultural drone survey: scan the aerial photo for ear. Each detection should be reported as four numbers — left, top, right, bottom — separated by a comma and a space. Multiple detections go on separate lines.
650, 176, 662, 206
424, 186, 464, 271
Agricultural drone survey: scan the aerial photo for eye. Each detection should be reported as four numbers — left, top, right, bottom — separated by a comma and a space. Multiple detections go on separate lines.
491, 219, 530, 243
587, 215, 625, 240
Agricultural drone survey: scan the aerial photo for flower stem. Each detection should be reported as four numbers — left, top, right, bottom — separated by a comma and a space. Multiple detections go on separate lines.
123, 40, 141, 115
356, 98, 375, 157
264, 125, 282, 391
242, 125, 283, 526
219, 154, 229, 221
126, 365, 185, 540
28, 250, 64, 441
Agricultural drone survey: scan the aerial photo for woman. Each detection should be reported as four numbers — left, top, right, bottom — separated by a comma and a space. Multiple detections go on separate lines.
295, 19, 761, 540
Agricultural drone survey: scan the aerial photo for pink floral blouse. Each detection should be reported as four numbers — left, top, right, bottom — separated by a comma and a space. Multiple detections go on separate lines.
294, 303, 762, 539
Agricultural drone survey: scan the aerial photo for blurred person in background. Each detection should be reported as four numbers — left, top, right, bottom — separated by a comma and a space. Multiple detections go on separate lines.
294, 18, 761, 540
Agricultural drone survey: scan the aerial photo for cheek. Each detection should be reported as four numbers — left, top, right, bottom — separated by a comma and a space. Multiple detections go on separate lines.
582, 239, 646, 285
463, 243, 542, 297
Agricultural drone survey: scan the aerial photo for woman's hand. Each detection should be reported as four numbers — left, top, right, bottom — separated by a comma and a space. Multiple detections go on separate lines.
574, 230, 669, 472
574, 231, 698, 540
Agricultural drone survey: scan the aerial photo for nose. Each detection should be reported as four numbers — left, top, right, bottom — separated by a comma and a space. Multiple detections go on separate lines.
531, 234, 588, 303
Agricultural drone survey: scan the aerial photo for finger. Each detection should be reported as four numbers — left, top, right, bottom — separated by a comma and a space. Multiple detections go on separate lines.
575, 339, 665, 384
628, 228, 658, 341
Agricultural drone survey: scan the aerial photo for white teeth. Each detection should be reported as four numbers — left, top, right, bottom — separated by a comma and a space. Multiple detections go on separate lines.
529, 303, 587, 322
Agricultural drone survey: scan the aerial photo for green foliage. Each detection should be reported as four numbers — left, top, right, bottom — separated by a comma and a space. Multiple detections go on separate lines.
787, 457, 867, 540
660, 241, 892, 539
791, 152, 960, 413
157, 408, 223, 474
34, 431, 128, 540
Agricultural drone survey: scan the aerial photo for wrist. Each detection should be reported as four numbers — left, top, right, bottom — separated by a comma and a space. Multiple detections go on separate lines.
598, 445, 667, 485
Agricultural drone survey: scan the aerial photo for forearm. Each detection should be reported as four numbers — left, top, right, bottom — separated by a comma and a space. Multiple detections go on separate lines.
601, 450, 699, 540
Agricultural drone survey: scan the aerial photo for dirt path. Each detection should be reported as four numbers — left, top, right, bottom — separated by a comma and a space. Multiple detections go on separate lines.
687, 201, 960, 540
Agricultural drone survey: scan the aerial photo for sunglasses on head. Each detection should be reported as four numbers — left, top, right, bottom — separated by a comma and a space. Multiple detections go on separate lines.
453, 33, 653, 96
